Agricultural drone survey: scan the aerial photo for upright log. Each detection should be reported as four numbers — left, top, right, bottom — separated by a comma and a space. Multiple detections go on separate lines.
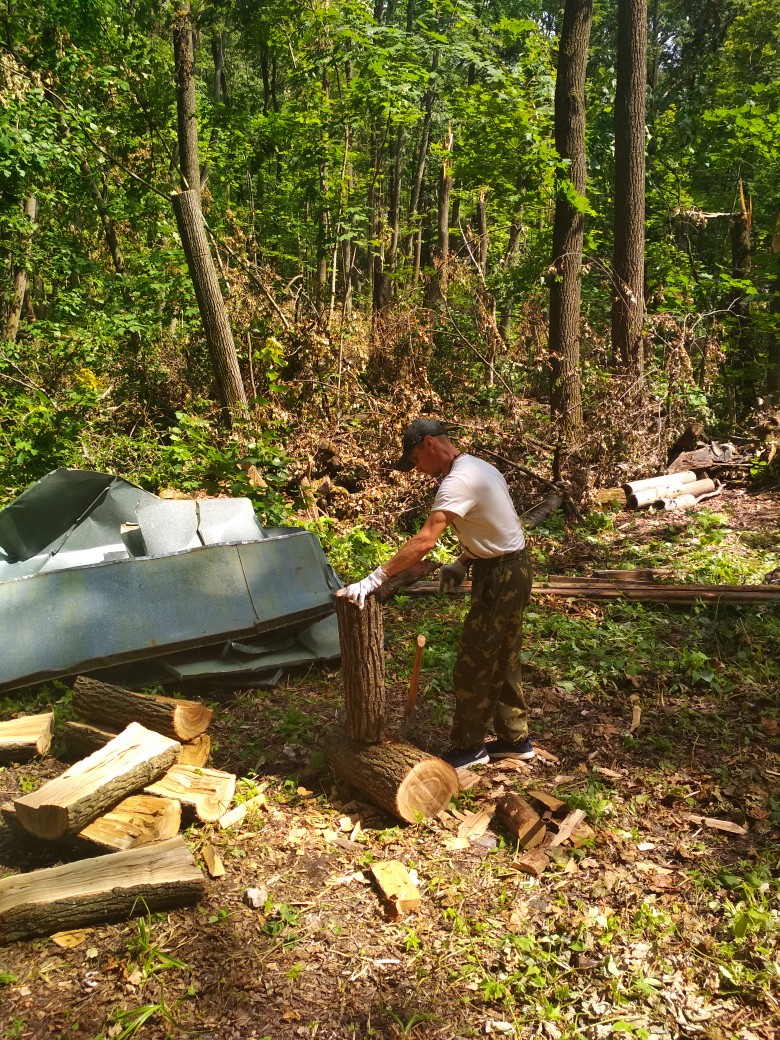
0, 836, 205, 944
72, 676, 212, 741
335, 596, 385, 742
326, 729, 458, 823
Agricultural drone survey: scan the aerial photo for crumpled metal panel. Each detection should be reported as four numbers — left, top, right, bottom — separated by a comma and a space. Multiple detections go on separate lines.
0, 469, 342, 692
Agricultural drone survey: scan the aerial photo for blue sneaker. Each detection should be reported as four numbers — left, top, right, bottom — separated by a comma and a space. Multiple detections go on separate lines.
444, 744, 490, 769
485, 736, 535, 761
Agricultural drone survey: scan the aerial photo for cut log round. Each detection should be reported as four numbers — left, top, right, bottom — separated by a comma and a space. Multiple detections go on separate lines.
335, 596, 385, 743
13, 722, 180, 841
71, 676, 212, 741
0, 835, 205, 944
326, 729, 458, 823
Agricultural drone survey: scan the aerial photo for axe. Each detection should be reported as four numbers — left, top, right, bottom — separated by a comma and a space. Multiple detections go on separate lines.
404, 634, 426, 722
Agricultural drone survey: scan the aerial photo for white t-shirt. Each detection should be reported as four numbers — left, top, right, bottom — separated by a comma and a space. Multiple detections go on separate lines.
432, 454, 525, 559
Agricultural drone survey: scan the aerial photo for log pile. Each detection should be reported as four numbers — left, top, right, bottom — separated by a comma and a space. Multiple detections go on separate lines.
0, 680, 233, 944
622, 471, 722, 511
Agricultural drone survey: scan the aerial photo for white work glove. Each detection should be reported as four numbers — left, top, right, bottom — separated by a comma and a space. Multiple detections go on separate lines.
439, 559, 467, 593
338, 566, 388, 608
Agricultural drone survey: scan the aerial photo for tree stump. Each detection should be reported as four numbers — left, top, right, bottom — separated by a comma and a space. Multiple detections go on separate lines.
335, 595, 385, 742
325, 729, 458, 823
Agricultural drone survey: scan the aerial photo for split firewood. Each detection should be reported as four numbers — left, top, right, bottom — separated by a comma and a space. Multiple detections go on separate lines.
71, 676, 213, 741
682, 813, 747, 836
495, 793, 546, 849
526, 790, 567, 816
201, 843, 226, 878
511, 849, 550, 877
370, 861, 421, 915
13, 723, 180, 841
77, 795, 181, 852
325, 729, 459, 823
176, 733, 211, 768
145, 764, 236, 823
0, 713, 53, 762
61, 720, 211, 768
548, 809, 588, 848
0, 835, 205, 944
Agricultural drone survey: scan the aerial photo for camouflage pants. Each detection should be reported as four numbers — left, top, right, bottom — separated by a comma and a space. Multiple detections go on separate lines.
450, 547, 533, 749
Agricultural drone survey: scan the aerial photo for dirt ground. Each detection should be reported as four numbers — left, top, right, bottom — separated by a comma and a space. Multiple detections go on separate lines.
0, 490, 778, 1040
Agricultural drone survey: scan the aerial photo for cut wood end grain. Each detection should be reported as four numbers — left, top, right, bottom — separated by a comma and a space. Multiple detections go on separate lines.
145, 764, 237, 823
396, 757, 459, 823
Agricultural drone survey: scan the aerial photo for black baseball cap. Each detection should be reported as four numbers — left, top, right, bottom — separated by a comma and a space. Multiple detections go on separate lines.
393, 418, 449, 471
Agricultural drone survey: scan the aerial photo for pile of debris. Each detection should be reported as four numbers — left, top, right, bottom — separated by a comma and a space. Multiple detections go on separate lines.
0, 680, 246, 945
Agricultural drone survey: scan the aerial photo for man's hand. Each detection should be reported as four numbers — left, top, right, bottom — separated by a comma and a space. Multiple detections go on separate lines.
439, 559, 467, 593
336, 566, 387, 608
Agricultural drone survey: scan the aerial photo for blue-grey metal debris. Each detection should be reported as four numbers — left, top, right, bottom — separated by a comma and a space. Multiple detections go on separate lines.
0, 469, 342, 692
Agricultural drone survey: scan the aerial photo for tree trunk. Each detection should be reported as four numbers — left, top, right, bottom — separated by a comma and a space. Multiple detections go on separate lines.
729, 194, 754, 415
548, 0, 592, 477
769, 268, 780, 403
325, 729, 459, 823
5, 194, 38, 342
335, 596, 385, 742
426, 128, 452, 311
171, 189, 248, 415
406, 49, 438, 270
173, 5, 201, 198
611, 0, 647, 389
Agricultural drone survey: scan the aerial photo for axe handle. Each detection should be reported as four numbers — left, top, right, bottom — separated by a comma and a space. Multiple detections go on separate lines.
405, 635, 426, 718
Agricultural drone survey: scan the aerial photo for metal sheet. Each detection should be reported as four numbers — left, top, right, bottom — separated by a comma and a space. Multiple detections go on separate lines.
0, 470, 342, 692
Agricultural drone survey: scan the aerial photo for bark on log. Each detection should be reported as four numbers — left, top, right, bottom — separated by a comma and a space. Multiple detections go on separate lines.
335, 596, 385, 743
13, 723, 180, 841
77, 795, 181, 851
71, 676, 212, 741
0, 713, 53, 762
60, 719, 211, 767
326, 729, 459, 823
144, 764, 236, 822
494, 792, 546, 849
0, 836, 205, 944
520, 494, 564, 529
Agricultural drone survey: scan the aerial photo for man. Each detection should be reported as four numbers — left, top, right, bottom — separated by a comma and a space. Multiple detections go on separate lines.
338, 418, 534, 769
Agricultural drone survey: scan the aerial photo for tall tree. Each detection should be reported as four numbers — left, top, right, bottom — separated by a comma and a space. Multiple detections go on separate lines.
611, 0, 647, 389
548, 0, 593, 476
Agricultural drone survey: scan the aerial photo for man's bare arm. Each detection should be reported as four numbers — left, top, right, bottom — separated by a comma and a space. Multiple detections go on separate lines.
382, 510, 453, 577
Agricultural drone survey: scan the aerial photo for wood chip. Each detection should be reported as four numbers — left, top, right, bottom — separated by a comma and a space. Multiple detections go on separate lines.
510, 849, 550, 876
548, 809, 588, 848
526, 789, 567, 814
682, 813, 748, 836
370, 861, 421, 916
456, 809, 493, 840
218, 804, 246, 830
201, 844, 226, 878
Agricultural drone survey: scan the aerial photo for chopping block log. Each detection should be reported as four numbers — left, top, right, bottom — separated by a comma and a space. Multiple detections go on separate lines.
326, 728, 458, 823
335, 595, 385, 743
